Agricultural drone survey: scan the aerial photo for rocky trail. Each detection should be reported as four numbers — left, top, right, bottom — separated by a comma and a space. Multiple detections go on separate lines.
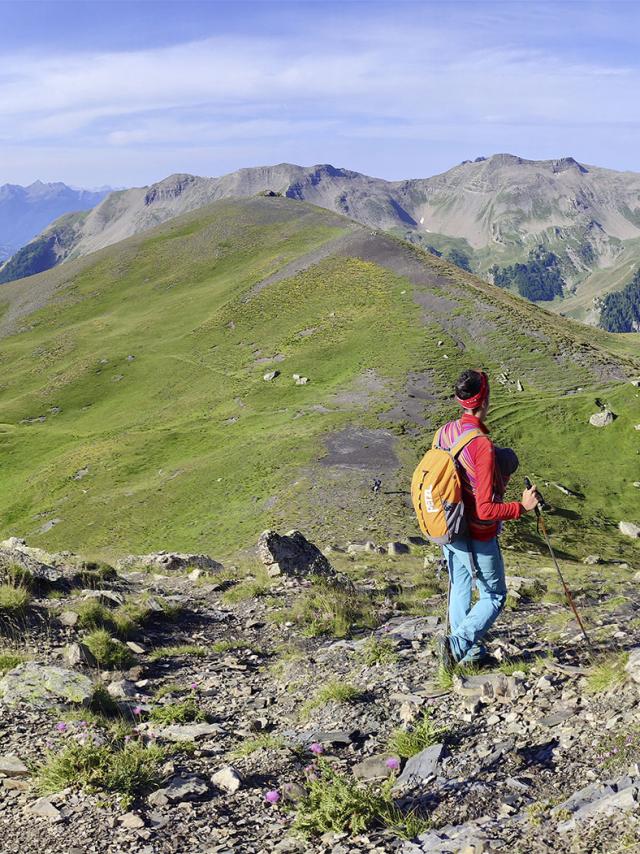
1, 534, 640, 854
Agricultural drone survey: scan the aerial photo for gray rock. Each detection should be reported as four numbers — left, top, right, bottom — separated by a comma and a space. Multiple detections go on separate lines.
142, 722, 222, 742
58, 610, 79, 627
352, 754, 398, 781
583, 554, 602, 565
211, 765, 242, 794
387, 541, 410, 556
0, 755, 29, 777
0, 537, 62, 583
29, 796, 62, 820
64, 642, 98, 668
453, 672, 521, 701
263, 370, 279, 381
619, 521, 640, 539
625, 647, 640, 684
148, 774, 209, 805
381, 615, 440, 641
107, 679, 138, 699
120, 812, 145, 828
116, 551, 223, 573
0, 662, 93, 707
394, 743, 444, 789
295, 376, 309, 385
80, 589, 124, 607
257, 529, 334, 578
589, 409, 615, 427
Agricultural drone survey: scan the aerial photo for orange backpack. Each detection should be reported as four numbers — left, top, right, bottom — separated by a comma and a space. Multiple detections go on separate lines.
411, 428, 484, 545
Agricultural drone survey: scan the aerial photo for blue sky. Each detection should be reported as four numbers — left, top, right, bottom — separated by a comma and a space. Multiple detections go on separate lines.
1, 0, 639, 186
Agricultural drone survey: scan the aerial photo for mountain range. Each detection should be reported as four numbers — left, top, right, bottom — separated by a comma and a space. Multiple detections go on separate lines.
2, 155, 640, 324
0, 181, 109, 262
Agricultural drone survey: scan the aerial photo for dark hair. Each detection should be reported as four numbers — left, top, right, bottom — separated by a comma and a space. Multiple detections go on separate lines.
455, 369, 483, 401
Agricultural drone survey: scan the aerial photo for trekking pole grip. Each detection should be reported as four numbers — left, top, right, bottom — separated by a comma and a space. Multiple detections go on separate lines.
524, 476, 541, 517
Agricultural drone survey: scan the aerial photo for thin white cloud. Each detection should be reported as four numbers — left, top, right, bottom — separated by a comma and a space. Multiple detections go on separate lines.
0, 18, 639, 183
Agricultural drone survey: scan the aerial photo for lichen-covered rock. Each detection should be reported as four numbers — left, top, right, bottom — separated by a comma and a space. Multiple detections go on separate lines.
0, 537, 62, 583
619, 521, 640, 539
0, 662, 93, 707
116, 551, 223, 573
257, 530, 334, 578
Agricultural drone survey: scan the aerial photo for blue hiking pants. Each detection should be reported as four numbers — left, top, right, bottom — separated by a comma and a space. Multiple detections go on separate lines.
442, 537, 507, 663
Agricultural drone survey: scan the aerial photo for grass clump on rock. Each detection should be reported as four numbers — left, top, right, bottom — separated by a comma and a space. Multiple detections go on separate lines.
231, 733, 286, 758
83, 629, 134, 669
0, 583, 31, 615
387, 709, 448, 759
293, 758, 430, 839
357, 635, 399, 666
0, 648, 28, 674
149, 696, 206, 725
585, 652, 629, 694
278, 580, 376, 638
301, 680, 363, 718
37, 730, 165, 809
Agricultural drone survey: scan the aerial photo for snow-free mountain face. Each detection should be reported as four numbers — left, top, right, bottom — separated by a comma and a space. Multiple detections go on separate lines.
3, 155, 640, 322
0, 181, 109, 262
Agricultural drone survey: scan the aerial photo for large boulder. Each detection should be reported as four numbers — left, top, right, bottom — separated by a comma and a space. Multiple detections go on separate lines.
589, 409, 615, 427
116, 551, 223, 574
257, 530, 334, 578
0, 662, 93, 707
619, 521, 640, 539
0, 537, 62, 583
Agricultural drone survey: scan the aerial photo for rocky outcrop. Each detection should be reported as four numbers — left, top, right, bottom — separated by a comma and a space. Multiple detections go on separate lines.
0, 537, 62, 583
257, 530, 334, 578
0, 663, 93, 708
116, 551, 223, 574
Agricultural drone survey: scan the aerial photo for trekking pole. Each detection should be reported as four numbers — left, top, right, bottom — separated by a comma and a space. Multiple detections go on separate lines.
525, 477, 593, 650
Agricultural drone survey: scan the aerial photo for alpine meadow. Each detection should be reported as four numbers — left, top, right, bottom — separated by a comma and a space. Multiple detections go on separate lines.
3, 2, 640, 853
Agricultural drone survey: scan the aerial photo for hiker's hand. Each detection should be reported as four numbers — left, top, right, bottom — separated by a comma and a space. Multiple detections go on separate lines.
522, 485, 539, 512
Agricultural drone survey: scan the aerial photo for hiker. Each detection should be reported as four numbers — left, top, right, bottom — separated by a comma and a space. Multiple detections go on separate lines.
431, 369, 538, 670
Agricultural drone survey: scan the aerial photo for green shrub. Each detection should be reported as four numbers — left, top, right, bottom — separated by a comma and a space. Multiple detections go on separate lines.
387, 709, 448, 759
149, 644, 208, 661
149, 697, 206, 725
0, 649, 27, 674
0, 584, 31, 615
36, 734, 165, 808
278, 581, 376, 638
585, 652, 629, 694
230, 733, 286, 757
357, 636, 399, 666
83, 629, 134, 669
0, 564, 34, 590
293, 758, 430, 838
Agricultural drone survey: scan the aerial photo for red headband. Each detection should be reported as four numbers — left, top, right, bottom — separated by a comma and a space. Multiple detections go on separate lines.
456, 372, 489, 410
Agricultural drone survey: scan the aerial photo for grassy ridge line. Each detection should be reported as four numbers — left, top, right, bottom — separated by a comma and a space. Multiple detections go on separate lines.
0, 196, 636, 562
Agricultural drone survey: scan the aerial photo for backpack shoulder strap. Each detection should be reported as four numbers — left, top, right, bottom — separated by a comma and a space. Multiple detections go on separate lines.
449, 428, 486, 459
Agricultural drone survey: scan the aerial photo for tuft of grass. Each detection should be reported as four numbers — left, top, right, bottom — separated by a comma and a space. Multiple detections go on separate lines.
221, 568, 271, 604
0, 564, 34, 590
149, 696, 206, 725
498, 654, 548, 676
585, 652, 629, 694
357, 635, 399, 667
293, 757, 430, 838
149, 644, 208, 661
36, 734, 165, 809
75, 600, 115, 630
82, 629, 134, 670
387, 709, 448, 759
0, 584, 31, 615
230, 733, 286, 758
0, 648, 28, 674
301, 680, 363, 718
276, 580, 376, 639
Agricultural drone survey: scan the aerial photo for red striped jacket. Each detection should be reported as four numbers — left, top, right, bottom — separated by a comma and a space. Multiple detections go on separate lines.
436, 413, 523, 541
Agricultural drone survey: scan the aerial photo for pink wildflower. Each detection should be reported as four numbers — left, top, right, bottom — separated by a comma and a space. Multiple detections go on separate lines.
265, 790, 280, 804
309, 742, 324, 755
386, 757, 400, 770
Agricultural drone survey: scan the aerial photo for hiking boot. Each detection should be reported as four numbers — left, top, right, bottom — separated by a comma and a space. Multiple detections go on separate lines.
437, 635, 457, 674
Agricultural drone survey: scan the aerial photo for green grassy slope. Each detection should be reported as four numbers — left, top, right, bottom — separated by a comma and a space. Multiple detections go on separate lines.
0, 196, 637, 563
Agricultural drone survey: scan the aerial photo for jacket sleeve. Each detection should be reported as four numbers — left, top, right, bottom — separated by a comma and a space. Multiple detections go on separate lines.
472, 438, 523, 522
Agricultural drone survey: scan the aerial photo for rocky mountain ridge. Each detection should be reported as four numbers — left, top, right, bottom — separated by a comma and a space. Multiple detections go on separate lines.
0, 181, 109, 262
3, 155, 640, 321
